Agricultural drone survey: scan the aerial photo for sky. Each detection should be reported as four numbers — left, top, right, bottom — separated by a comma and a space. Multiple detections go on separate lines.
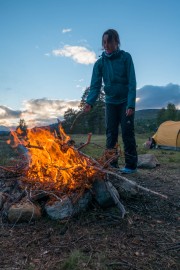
0, 0, 180, 128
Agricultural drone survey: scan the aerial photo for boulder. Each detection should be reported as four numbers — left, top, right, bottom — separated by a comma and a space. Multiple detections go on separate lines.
45, 191, 92, 220
91, 179, 120, 208
8, 201, 41, 223
137, 154, 160, 169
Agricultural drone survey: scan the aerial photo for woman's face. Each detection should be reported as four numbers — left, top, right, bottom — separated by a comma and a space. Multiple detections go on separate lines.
103, 34, 118, 54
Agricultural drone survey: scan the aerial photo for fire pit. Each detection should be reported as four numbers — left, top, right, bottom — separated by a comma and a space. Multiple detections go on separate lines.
0, 125, 124, 223
0, 125, 167, 223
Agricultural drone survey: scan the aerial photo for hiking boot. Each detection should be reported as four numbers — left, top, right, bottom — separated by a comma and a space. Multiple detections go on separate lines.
119, 167, 137, 174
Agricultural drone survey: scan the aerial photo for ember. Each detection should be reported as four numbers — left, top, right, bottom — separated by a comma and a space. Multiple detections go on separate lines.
7, 125, 98, 193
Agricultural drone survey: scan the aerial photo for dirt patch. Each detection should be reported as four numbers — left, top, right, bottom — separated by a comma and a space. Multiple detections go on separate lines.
0, 164, 179, 270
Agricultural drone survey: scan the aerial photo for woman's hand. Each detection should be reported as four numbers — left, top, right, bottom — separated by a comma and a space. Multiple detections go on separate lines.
83, 103, 92, 112
126, 108, 134, 116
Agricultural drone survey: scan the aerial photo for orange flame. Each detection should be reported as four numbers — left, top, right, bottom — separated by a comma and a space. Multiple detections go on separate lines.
9, 125, 97, 192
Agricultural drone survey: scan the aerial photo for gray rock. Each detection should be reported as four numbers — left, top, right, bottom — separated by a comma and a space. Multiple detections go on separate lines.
137, 154, 160, 169
72, 191, 92, 214
45, 197, 73, 220
118, 179, 138, 198
91, 180, 120, 208
45, 191, 92, 220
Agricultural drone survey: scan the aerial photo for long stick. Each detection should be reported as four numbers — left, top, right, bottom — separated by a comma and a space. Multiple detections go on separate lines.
70, 111, 84, 131
78, 152, 168, 199
95, 167, 168, 199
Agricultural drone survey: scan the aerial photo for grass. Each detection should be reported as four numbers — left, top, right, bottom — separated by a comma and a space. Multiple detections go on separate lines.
60, 250, 87, 270
0, 133, 179, 166
71, 133, 180, 164
59, 249, 108, 270
0, 139, 19, 165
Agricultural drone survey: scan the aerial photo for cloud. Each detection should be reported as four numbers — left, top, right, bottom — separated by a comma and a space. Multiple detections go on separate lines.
62, 28, 72, 33
0, 99, 80, 128
136, 83, 180, 110
21, 98, 80, 126
23, 98, 79, 114
52, 45, 97, 65
0, 106, 21, 119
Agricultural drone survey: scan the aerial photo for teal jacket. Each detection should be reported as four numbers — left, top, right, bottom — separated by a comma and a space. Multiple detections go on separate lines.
86, 49, 136, 109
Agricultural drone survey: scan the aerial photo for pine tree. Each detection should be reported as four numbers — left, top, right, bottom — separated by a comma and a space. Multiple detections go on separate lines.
157, 107, 167, 125
80, 86, 105, 134
157, 103, 180, 125
166, 103, 178, 120
16, 119, 28, 136
63, 108, 78, 133
63, 86, 106, 134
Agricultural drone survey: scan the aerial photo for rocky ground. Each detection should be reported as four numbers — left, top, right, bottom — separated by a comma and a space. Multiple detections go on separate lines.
0, 137, 179, 270
0, 163, 179, 270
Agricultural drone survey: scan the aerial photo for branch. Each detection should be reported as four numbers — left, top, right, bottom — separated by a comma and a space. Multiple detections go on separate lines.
77, 133, 92, 150
105, 181, 126, 218
0, 165, 15, 173
96, 167, 168, 199
70, 111, 84, 131
75, 151, 168, 200
26, 144, 44, 150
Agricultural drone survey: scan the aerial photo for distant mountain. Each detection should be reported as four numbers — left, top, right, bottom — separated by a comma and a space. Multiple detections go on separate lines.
135, 109, 160, 120
0, 126, 10, 136
0, 125, 10, 131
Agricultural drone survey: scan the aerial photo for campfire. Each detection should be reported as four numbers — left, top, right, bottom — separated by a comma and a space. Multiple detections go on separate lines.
7, 125, 100, 193
0, 124, 168, 223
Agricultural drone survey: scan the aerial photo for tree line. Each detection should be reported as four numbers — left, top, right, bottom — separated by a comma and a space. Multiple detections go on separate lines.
62, 87, 180, 134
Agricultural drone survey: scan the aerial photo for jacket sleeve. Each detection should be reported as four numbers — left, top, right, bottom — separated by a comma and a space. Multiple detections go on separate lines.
125, 53, 136, 109
86, 59, 102, 106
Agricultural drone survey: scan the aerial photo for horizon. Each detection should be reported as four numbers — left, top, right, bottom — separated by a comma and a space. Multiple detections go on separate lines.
0, 106, 179, 130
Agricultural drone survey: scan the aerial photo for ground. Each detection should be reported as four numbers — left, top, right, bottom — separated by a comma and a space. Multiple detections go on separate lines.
0, 135, 179, 270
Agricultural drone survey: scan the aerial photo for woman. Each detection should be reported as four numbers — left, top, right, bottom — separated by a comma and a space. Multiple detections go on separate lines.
84, 29, 137, 174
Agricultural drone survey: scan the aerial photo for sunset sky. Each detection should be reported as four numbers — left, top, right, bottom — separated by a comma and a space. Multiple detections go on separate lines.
0, 0, 180, 128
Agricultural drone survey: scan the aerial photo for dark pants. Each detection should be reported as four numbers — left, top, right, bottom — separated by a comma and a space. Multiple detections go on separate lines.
105, 103, 137, 169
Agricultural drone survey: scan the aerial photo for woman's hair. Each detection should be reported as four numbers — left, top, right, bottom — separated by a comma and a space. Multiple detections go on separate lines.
102, 29, 120, 47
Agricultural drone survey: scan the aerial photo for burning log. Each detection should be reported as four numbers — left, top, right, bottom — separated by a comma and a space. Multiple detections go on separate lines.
26, 144, 44, 150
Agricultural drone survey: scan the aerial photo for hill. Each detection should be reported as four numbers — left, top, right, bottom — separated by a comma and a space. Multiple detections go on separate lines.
0, 125, 10, 131
0, 126, 10, 136
135, 109, 160, 120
